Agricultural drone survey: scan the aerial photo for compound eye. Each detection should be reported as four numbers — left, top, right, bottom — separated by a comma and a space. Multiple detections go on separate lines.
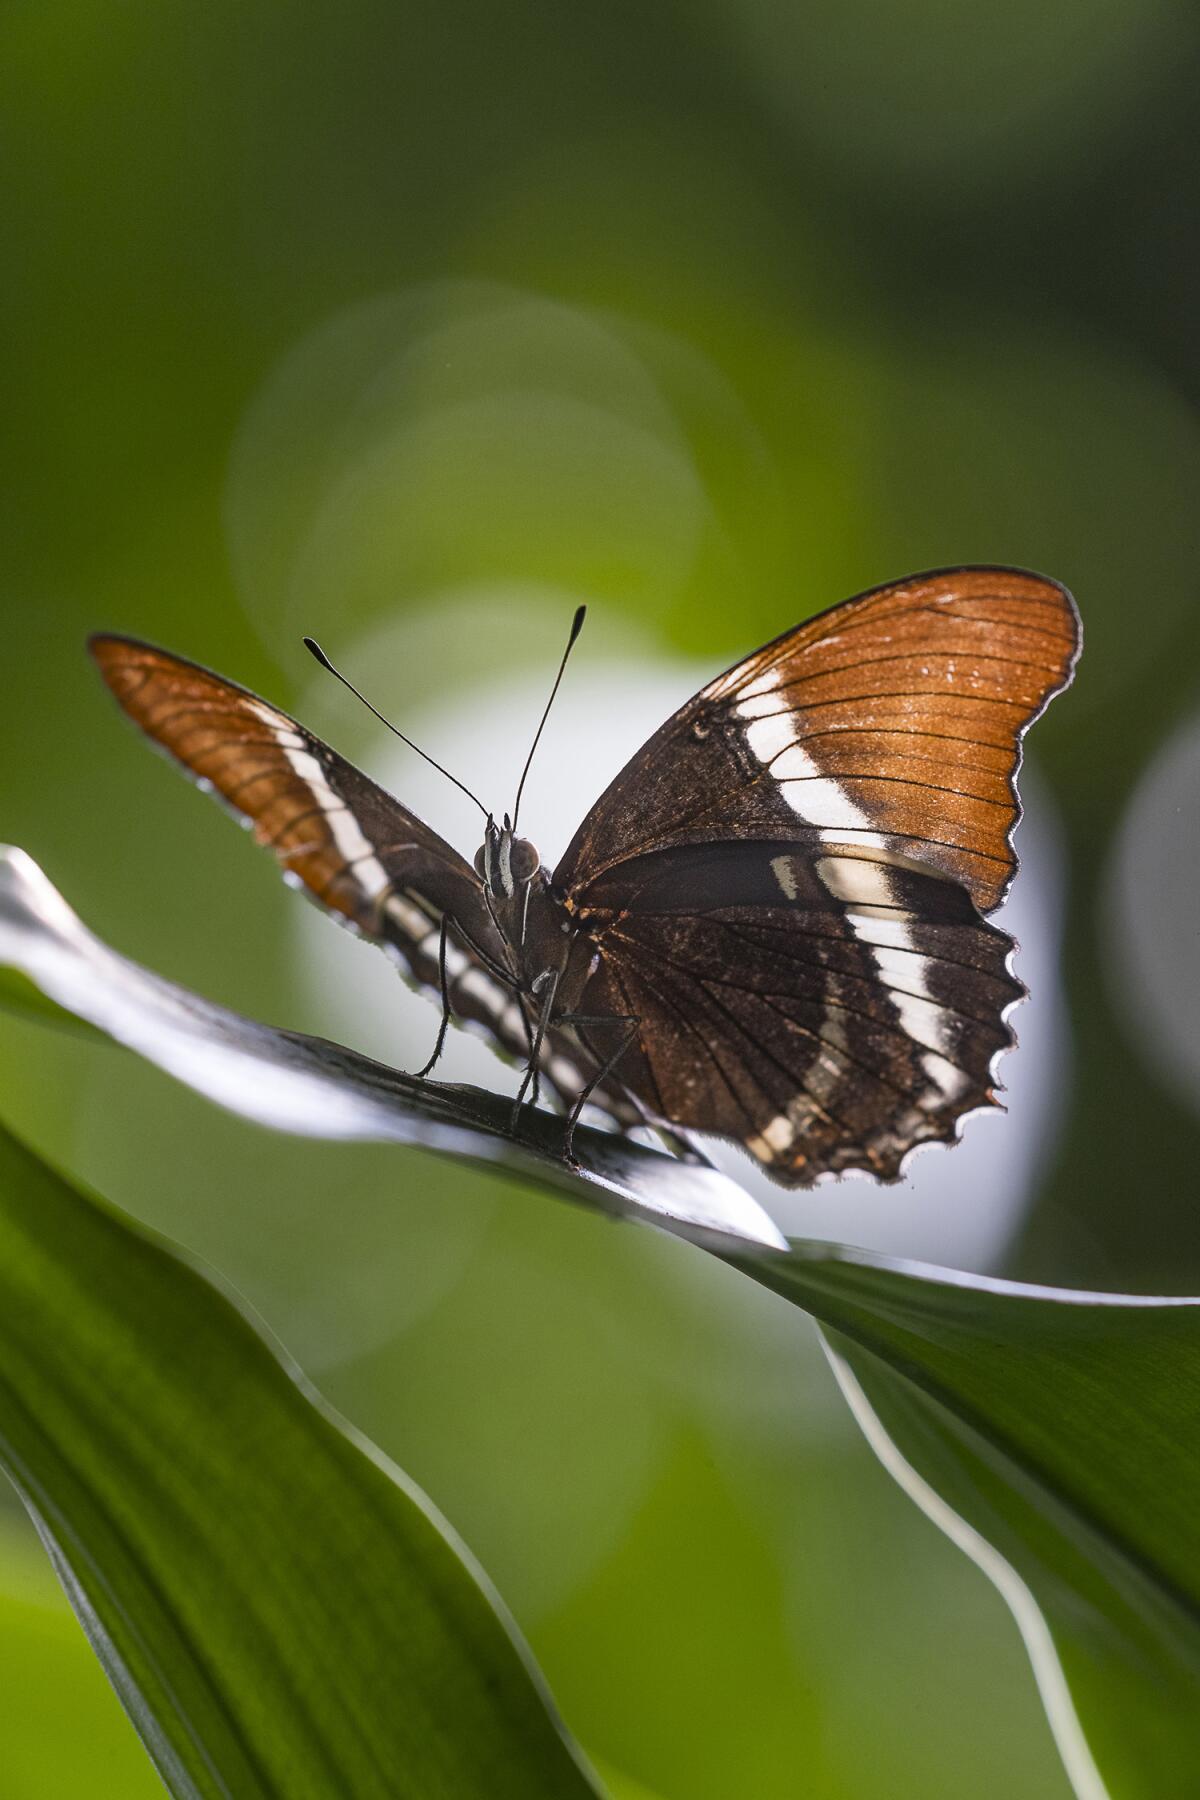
473, 844, 489, 881
509, 837, 540, 883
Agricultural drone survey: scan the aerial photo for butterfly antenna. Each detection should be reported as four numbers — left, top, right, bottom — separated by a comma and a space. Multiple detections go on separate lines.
512, 604, 586, 830
303, 637, 489, 818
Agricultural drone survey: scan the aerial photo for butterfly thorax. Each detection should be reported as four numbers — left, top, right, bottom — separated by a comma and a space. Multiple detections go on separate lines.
473, 817, 580, 999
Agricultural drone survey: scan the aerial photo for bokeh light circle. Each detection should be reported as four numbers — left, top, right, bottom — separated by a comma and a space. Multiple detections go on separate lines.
1105, 707, 1200, 1118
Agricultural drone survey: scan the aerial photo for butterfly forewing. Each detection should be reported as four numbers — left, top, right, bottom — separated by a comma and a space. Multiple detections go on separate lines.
87, 635, 562, 1075
556, 567, 1078, 915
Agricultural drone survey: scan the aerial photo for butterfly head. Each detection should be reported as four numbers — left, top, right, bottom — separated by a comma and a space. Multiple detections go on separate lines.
474, 813, 540, 898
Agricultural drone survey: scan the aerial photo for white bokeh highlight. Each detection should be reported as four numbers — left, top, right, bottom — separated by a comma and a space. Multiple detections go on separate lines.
1105, 707, 1200, 1119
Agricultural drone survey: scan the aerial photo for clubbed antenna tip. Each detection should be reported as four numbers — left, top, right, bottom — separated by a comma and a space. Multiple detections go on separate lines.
512, 604, 589, 830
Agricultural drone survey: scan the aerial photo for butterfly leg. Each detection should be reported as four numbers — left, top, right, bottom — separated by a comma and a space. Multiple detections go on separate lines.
509, 968, 560, 1134
516, 991, 542, 1111
414, 915, 452, 1079
556, 1012, 641, 1165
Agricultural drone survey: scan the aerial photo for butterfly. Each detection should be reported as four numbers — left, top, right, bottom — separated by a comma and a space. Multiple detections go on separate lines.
90, 565, 1080, 1187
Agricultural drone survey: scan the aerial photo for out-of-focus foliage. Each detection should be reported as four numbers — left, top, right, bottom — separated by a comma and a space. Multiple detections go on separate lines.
0, 1518, 162, 1799
4, 961, 1199, 1799
0, 1117, 600, 1800
3, 0, 1199, 1794
742, 1256, 1200, 1800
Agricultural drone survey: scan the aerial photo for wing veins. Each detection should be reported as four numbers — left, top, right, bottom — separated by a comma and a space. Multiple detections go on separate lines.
700, 971, 928, 1105
745, 599, 1073, 657
616, 933, 857, 1139
760, 751, 1012, 810
616, 920, 992, 1062
743, 719, 1019, 769
750, 647, 1064, 697
712, 914, 1018, 1006
608, 953, 759, 1130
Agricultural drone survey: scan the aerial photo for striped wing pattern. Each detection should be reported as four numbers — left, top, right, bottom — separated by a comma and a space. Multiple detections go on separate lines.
558, 569, 1078, 915
700, 565, 1078, 913
90, 568, 1079, 1190
567, 841, 1022, 1183
88, 636, 571, 1089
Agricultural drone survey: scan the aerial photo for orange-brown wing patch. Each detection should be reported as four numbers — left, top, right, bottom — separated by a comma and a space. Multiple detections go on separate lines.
89, 633, 394, 928
704, 567, 1079, 912
89, 635, 641, 1121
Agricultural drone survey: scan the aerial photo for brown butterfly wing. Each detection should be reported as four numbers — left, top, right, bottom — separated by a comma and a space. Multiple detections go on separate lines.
563, 841, 1022, 1185
554, 568, 1079, 1184
556, 566, 1080, 916
87, 635, 542, 1063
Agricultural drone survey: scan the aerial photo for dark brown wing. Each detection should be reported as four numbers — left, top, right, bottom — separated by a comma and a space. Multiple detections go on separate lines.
554, 567, 1079, 1184
568, 841, 1023, 1186
88, 634, 548, 1070
556, 566, 1080, 916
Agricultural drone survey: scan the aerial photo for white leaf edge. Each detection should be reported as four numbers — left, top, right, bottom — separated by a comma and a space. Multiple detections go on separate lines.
0, 846, 787, 1253
823, 1337, 1110, 1800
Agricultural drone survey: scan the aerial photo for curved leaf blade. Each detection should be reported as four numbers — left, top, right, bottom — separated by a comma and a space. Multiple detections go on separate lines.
9, 843, 1200, 1796
0, 1118, 601, 1800
0, 846, 784, 1253
826, 1341, 1190, 1800
730, 1245, 1200, 1800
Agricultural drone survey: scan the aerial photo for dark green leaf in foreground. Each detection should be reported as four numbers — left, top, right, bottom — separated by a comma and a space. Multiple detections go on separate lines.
0, 1119, 600, 1800
727, 1248, 1200, 1800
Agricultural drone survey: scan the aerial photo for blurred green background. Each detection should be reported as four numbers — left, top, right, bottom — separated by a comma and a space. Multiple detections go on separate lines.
3, 1, 1200, 1794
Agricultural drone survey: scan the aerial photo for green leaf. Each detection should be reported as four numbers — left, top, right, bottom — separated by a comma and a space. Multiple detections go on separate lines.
0, 1118, 600, 1800
7, 842, 1200, 1796
728, 1246, 1200, 1800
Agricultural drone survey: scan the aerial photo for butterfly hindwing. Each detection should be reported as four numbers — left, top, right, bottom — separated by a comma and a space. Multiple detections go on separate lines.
567, 840, 1021, 1183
